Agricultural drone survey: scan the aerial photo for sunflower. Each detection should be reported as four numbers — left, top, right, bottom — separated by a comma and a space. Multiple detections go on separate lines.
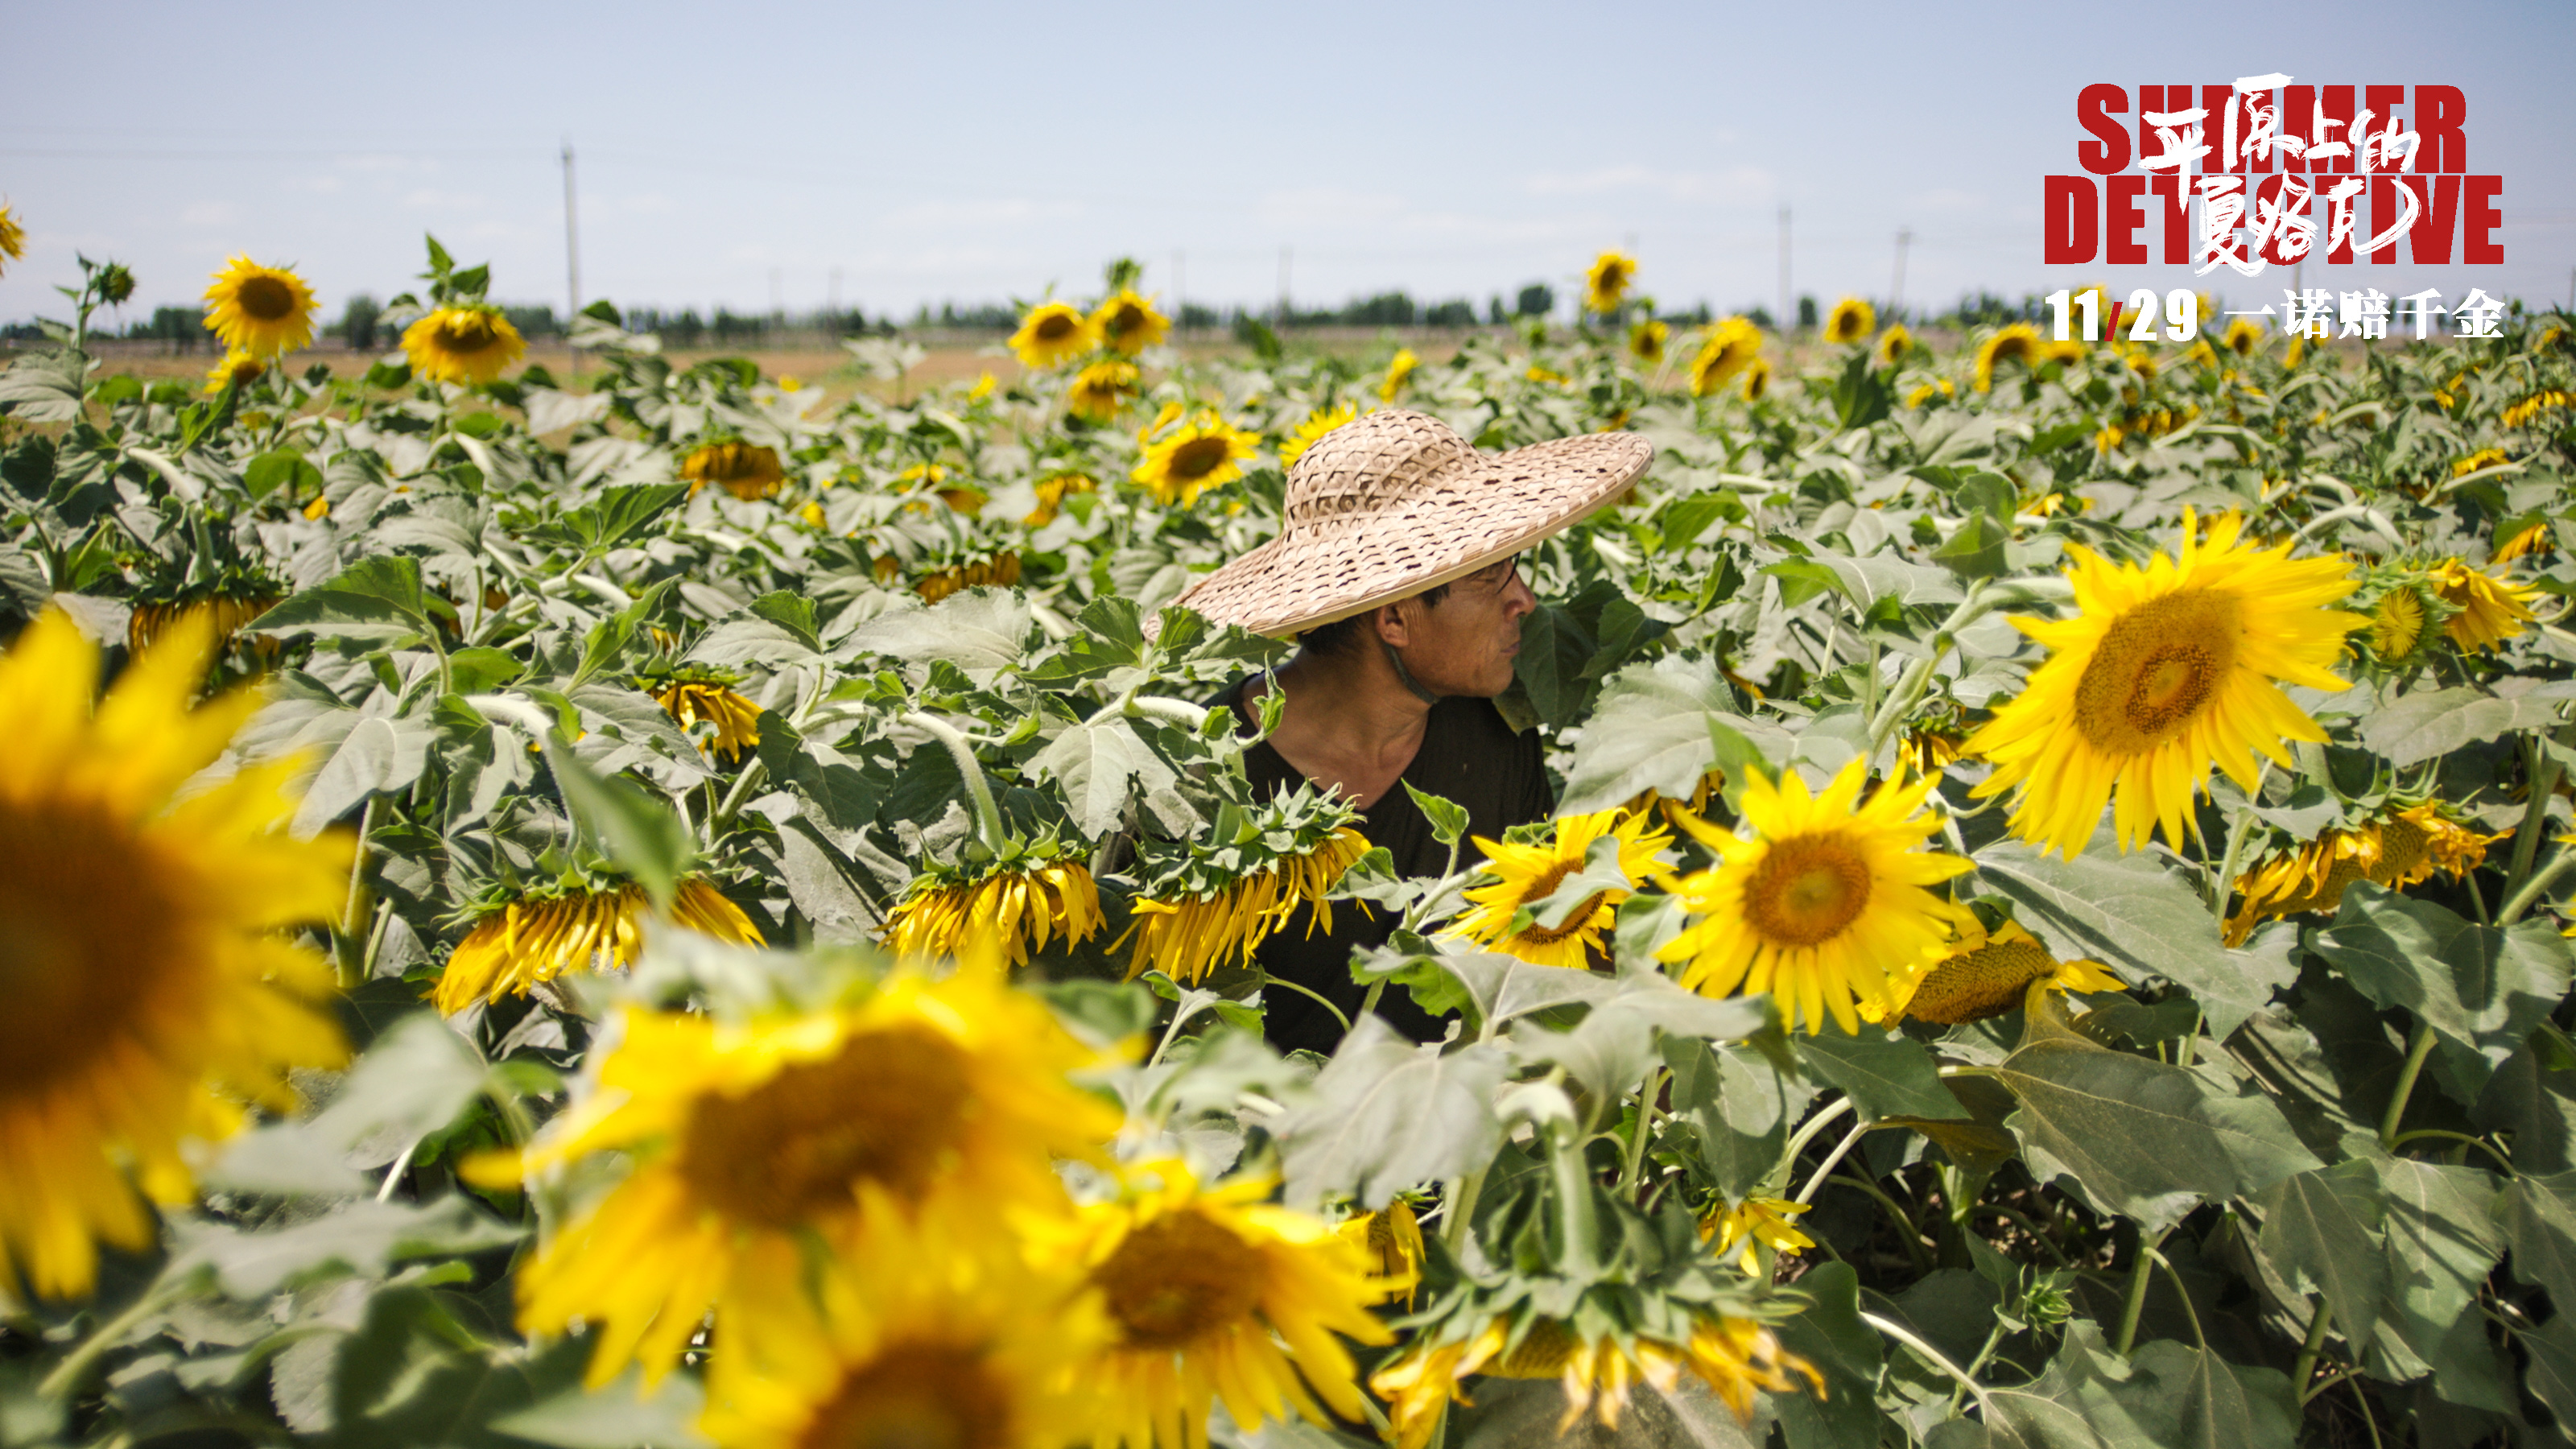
1371, 1312, 1817, 1447
127, 591, 283, 657
402, 305, 526, 385
2428, 559, 2539, 652
1024, 473, 1096, 526
1333, 1197, 1426, 1307
1690, 317, 1762, 397
1628, 319, 1670, 364
431, 878, 762, 1014
0, 202, 23, 275
507, 968, 1119, 1386
1584, 251, 1637, 314
0, 611, 349, 1300
1092, 290, 1170, 356
2368, 584, 2431, 665
1822, 297, 1874, 345
1699, 1196, 1814, 1276
881, 857, 1104, 968
1278, 404, 1356, 470
654, 676, 764, 758
201, 256, 317, 357
1974, 323, 2041, 391
2503, 390, 2572, 429
1905, 379, 1955, 409
682, 441, 786, 501
2122, 348, 2160, 383
2223, 801, 2506, 945
2452, 447, 2510, 478
1962, 509, 2367, 859
1129, 413, 1261, 507
1379, 347, 1419, 402
2223, 317, 2264, 357
1008, 302, 1096, 369
1876, 324, 1912, 365
1123, 826, 1370, 985
1885, 919, 2124, 1022
1034, 1160, 1389, 1449
698, 1214, 1106, 1449
1898, 728, 1964, 778
1740, 357, 1773, 402
2496, 520, 2555, 564
1067, 359, 1141, 422
1447, 807, 1670, 968
204, 349, 266, 394
968, 369, 998, 400
917, 551, 1023, 603
1657, 758, 1972, 1034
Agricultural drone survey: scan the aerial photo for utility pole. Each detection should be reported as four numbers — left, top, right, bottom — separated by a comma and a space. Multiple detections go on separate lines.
1776, 207, 1791, 334
561, 140, 582, 376
1278, 246, 1292, 324
1892, 228, 1912, 318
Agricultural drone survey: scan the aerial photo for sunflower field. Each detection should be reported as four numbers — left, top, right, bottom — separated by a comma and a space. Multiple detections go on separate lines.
6, 231, 2576, 1449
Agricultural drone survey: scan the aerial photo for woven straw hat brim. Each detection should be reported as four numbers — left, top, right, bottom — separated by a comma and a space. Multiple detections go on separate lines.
1173, 427, 1651, 638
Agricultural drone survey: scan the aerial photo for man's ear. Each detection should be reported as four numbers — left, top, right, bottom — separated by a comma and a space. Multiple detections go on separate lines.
1373, 601, 1413, 649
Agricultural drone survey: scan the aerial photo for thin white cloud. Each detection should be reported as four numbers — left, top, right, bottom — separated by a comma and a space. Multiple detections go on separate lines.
1521, 164, 1774, 205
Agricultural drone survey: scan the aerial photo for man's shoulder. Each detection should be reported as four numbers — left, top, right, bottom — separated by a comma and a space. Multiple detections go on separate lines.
1428, 694, 1534, 746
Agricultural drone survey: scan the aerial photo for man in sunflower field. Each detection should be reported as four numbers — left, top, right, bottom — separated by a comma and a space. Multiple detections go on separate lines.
1171, 410, 1651, 1052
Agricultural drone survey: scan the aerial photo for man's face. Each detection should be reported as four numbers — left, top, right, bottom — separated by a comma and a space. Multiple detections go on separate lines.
1385, 555, 1538, 698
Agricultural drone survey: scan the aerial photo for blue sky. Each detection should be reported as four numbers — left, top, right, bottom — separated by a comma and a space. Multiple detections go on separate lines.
5, 0, 2571, 326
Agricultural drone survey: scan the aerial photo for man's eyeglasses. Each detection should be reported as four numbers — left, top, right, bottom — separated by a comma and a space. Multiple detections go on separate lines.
1462, 554, 1523, 591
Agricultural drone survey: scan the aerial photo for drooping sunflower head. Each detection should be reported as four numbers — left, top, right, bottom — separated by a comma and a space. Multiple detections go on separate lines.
1876, 324, 1913, 365
2223, 799, 2508, 945
126, 588, 286, 660
682, 440, 786, 501
1657, 757, 1973, 1034
1690, 317, 1762, 397
1822, 296, 1875, 345
1024, 471, 1096, 526
2427, 558, 2539, 653
1629, 318, 1670, 364
1067, 359, 1141, 423
1008, 302, 1096, 369
2223, 316, 2264, 357
1128, 412, 1261, 507
1963, 508, 2368, 858
431, 877, 761, 1014
2496, 518, 2556, 564
1699, 1195, 1816, 1276
2502, 389, 2573, 429
1585, 250, 1637, 313
1333, 1197, 1427, 1305
698, 1212, 1108, 1449
650, 671, 765, 758
204, 349, 267, 394
1277, 403, 1357, 470
1379, 346, 1420, 402
1092, 289, 1170, 356
1886, 919, 2123, 1025
1041, 1160, 1390, 1449
881, 851, 1104, 968
202, 256, 317, 357
402, 304, 526, 386
1975, 323, 2041, 391
512, 968, 1121, 1385
1447, 807, 1671, 968
0, 611, 351, 1299
916, 549, 1022, 603
1123, 820, 1371, 985
1740, 356, 1773, 402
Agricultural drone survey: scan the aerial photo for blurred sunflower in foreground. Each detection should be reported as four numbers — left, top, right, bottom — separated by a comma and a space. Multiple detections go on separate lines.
204, 349, 267, 395
505, 968, 1118, 1386
404, 304, 527, 385
1032, 1160, 1389, 1449
1965, 508, 2365, 858
1657, 757, 1971, 1034
1447, 806, 1670, 968
202, 256, 317, 357
0, 611, 349, 1300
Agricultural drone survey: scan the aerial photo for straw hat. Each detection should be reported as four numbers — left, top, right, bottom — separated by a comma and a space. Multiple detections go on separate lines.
1171, 409, 1651, 638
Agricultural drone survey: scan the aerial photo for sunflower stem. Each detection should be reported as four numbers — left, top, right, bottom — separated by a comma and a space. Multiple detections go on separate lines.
902, 712, 1006, 857
2207, 771, 2268, 931
2500, 844, 2576, 926
1617, 1067, 1667, 1195
1768, 1096, 1859, 1195
2380, 1021, 2438, 1153
2289, 1298, 2334, 1397
1546, 1125, 1601, 1278
1860, 1311, 1995, 1420
37, 1269, 204, 1400
2112, 1224, 2173, 1356
335, 797, 381, 989
2502, 731, 2564, 905
1794, 1117, 1877, 1208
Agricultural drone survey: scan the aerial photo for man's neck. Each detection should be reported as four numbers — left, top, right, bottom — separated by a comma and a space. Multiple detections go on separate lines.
1253, 647, 1438, 807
